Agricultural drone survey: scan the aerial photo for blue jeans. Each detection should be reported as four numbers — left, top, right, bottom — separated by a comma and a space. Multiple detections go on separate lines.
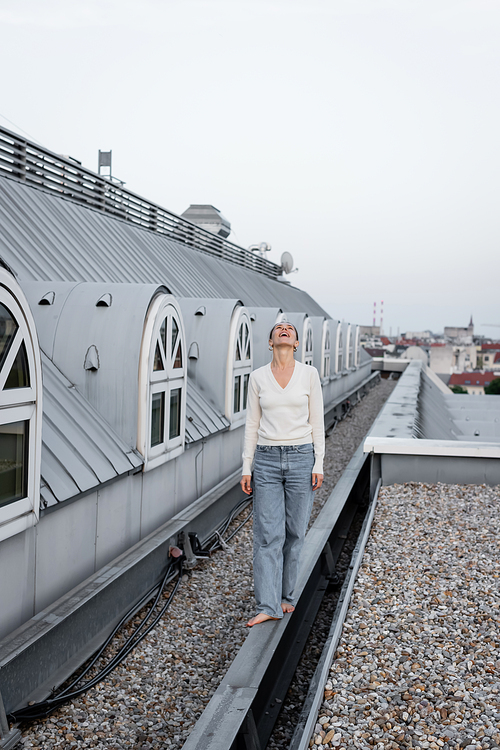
252, 444, 315, 618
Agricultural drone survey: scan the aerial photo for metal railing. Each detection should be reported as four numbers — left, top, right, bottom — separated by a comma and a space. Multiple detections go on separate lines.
0, 125, 282, 280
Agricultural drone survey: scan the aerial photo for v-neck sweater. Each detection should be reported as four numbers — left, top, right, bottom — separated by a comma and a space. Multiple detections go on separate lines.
242, 361, 325, 475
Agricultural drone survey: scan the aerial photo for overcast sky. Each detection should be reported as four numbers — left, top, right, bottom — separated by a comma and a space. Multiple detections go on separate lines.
1, 0, 499, 337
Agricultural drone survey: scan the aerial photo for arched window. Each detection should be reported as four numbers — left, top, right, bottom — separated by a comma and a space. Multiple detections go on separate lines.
321, 321, 331, 379
335, 322, 343, 374
226, 308, 252, 426
0, 275, 42, 542
348, 324, 354, 368
138, 296, 186, 469
303, 320, 313, 366
354, 325, 361, 366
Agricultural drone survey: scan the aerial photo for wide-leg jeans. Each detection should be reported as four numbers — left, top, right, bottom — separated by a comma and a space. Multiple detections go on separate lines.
252, 444, 315, 619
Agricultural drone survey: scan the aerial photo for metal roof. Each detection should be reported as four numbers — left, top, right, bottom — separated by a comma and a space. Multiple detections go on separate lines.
40, 335, 228, 506
40, 352, 143, 507
185, 379, 230, 443
0, 125, 279, 279
0, 176, 328, 317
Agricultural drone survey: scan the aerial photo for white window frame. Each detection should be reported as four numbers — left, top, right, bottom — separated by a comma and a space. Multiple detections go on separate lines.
137, 295, 186, 470
226, 308, 252, 428
302, 319, 314, 366
335, 322, 343, 374
0, 277, 42, 542
321, 320, 331, 380
354, 325, 361, 367
346, 324, 354, 369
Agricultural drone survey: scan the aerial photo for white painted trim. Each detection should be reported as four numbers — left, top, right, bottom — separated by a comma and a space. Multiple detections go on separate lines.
334, 321, 343, 375
302, 317, 313, 366
225, 306, 252, 426
0, 509, 36, 543
137, 294, 186, 469
363, 436, 500, 458
320, 319, 331, 379
0, 270, 43, 539
353, 325, 360, 367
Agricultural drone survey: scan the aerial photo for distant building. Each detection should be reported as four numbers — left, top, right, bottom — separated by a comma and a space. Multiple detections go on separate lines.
359, 325, 380, 338
478, 345, 500, 370
444, 316, 474, 345
404, 346, 429, 364
449, 372, 499, 396
403, 330, 433, 341
430, 343, 477, 374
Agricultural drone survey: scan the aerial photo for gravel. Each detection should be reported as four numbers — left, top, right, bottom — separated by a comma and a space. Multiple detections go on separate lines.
16, 376, 396, 750
309, 482, 500, 750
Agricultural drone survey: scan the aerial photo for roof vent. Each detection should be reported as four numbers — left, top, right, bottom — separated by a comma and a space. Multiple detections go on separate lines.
195, 306, 206, 316
188, 342, 200, 360
96, 293, 112, 307
84, 345, 100, 371
39, 291, 55, 306
180, 205, 231, 239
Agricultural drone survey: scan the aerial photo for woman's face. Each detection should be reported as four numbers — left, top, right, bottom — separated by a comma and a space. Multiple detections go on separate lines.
269, 323, 298, 350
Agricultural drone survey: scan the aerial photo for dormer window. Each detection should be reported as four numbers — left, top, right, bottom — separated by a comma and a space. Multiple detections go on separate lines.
335, 323, 343, 374
303, 320, 313, 366
353, 325, 360, 367
138, 296, 186, 469
347, 324, 354, 368
226, 308, 252, 426
0, 275, 42, 542
321, 321, 331, 379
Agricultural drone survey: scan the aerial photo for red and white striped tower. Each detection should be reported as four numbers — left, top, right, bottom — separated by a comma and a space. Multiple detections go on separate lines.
373, 301, 376, 327
380, 300, 384, 335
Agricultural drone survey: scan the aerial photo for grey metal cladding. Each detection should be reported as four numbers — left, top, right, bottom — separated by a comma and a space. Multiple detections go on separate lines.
277, 311, 309, 362
178, 297, 242, 414
310, 315, 327, 366
21, 281, 82, 358
0, 177, 328, 316
40, 352, 142, 507
185, 379, 230, 444
27, 281, 168, 447
246, 307, 283, 370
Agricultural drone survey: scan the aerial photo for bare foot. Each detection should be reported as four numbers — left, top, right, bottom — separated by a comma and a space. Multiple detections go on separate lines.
281, 602, 295, 614
246, 613, 281, 627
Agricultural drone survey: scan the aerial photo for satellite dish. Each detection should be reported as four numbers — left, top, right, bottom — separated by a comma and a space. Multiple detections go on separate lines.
281, 251, 294, 274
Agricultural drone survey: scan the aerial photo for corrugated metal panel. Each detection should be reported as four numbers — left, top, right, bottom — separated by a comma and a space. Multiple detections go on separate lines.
40, 353, 143, 507
185, 378, 229, 443
0, 177, 327, 317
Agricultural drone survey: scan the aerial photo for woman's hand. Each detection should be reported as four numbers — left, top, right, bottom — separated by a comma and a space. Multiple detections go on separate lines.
312, 473, 323, 491
241, 475, 252, 495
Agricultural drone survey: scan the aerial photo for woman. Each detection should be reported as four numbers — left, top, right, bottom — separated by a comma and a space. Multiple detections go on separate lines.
241, 321, 325, 627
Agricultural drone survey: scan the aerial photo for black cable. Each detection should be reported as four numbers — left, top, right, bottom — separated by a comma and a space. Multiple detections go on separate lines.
55, 557, 178, 699
54, 574, 168, 697
205, 497, 253, 552
10, 560, 183, 722
10, 491, 251, 725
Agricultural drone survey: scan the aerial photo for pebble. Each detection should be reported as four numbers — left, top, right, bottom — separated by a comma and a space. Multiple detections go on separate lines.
308, 481, 500, 750
17, 378, 395, 749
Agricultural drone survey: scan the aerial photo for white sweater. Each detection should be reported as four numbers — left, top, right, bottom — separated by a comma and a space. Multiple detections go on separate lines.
242, 361, 325, 476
